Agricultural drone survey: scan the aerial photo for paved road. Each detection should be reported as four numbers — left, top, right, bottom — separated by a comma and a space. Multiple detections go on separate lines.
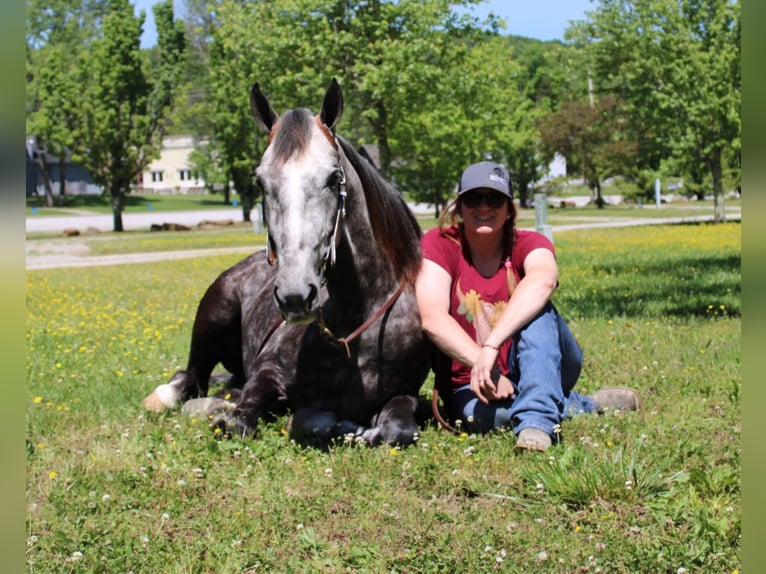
26, 207, 255, 234
25, 206, 740, 270
25, 203, 439, 235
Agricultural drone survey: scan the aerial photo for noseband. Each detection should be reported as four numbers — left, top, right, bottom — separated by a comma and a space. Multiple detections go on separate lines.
265, 115, 347, 270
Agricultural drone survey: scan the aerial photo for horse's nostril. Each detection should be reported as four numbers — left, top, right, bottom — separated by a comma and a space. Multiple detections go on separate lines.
273, 285, 284, 306
307, 284, 318, 306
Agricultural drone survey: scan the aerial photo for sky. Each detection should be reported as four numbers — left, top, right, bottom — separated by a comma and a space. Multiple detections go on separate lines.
134, 0, 595, 49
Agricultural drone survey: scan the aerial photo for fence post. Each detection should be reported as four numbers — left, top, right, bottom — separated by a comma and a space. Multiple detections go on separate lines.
534, 193, 554, 243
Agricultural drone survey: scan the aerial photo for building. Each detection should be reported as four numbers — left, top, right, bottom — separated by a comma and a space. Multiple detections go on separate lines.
140, 135, 205, 194
25, 136, 101, 197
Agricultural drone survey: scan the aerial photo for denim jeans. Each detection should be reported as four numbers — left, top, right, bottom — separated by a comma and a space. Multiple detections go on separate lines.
448, 303, 597, 439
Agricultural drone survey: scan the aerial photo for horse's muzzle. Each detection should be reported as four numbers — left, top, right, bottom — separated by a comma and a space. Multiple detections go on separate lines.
273, 283, 319, 324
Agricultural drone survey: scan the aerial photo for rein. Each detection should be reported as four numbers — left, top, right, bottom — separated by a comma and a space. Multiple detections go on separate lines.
253, 280, 406, 362
317, 278, 406, 358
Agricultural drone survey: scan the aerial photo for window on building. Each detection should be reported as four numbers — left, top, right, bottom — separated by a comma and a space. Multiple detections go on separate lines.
151, 171, 164, 183
178, 169, 192, 181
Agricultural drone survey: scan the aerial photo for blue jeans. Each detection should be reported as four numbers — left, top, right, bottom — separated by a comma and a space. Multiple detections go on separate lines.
448, 303, 597, 439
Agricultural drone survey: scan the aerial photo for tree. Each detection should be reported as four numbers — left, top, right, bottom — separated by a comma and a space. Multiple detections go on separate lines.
189, 0, 494, 221
576, 0, 740, 221
73, 0, 186, 231
26, 0, 108, 206
538, 95, 637, 207
393, 33, 532, 215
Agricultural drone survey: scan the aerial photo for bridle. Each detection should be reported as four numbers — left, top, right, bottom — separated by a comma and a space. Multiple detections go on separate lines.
265, 115, 347, 271
258, 114, 404, 359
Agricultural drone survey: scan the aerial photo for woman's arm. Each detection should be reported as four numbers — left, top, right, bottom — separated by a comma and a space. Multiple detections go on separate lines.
415, 259, 481, 368
471, 248, 559, 403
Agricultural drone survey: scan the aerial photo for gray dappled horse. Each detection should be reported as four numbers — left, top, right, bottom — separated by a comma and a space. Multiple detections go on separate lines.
143, 79, 430, 446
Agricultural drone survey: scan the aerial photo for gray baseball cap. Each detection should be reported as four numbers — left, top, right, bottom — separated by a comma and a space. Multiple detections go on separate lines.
458, 161, 512, 198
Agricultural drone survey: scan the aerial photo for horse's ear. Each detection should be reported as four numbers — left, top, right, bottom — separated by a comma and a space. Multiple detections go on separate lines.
319, 78, 343, 131
250, 82, 279, 133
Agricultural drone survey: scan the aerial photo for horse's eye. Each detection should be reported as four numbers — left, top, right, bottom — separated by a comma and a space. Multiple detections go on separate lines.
326, 169, 343, 190
254, 176, 265, 193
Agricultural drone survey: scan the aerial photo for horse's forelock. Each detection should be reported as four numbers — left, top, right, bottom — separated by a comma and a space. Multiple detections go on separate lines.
268, 109, 313, 165
338, 137, 423, 285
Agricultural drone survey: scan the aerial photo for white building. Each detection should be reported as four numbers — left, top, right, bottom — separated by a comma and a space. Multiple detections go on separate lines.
140, 135, 205, 194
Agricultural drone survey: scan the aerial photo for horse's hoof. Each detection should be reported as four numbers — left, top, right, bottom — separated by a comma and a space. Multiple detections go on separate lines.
143, 391, 171, 413
142, 383, 181, 412
182, 397, 236, 418
287, 408, 338, 443
209, 412, 252, 439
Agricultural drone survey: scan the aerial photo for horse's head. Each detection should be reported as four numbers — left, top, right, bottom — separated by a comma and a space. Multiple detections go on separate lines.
251, 79, 346, 324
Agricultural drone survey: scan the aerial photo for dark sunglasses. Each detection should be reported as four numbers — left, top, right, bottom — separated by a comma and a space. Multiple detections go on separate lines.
460, 190, 508, 209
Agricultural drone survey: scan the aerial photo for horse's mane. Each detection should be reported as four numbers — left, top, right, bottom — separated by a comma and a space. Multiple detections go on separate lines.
337, 136, 423, 286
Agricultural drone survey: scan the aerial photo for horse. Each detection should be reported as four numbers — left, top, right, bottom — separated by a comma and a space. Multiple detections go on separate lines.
142, 79, 431, 446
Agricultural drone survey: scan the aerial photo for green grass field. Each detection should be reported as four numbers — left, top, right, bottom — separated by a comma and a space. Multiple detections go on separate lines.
25, 222, 741, 572
25, 192, 237, 216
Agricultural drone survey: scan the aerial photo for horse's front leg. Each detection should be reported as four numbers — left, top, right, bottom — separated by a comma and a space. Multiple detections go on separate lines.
209, 368, 285, 438
143, 368, 204, 413
360, 395, 420, 447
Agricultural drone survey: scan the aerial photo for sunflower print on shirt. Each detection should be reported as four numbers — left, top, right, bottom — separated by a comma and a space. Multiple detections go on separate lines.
455, 278, 508, 345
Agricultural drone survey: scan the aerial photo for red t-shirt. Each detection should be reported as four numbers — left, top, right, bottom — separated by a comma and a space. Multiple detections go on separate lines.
422, 225, 556, 387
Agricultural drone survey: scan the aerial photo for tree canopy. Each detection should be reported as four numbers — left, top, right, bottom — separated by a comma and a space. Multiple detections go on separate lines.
26, 0, 741, 225
570, 0, 740, 220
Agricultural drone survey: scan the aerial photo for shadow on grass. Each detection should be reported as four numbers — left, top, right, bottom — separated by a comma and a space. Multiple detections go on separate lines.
559, 251, 741, 319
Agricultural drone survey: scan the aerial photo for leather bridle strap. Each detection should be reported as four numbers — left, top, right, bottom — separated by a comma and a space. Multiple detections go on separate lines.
318, 279, 406, 358
431, 389, 460, 434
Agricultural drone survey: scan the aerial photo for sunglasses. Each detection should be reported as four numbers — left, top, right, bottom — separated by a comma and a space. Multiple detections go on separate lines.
460, 190, 508, 209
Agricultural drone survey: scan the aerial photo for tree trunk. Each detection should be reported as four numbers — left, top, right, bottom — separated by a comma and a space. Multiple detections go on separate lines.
232, 168, 254, 222
110, 188, 125, 232
708, 150, 726, 223
374, 103, 391, 178
58, 155, 67, 206
223, 182, 231, 205
595, 179, 605, 209
35, 149, 55, 208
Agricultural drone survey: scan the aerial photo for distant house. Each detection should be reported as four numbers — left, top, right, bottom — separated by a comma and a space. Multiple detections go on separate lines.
25, 135, 100, 196
536, 153, 567, 186
139, 135, 205, 194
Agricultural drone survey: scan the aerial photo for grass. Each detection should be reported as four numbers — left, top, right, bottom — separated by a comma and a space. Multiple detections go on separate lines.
25, 222, 741, 572
25, 192, 237, 216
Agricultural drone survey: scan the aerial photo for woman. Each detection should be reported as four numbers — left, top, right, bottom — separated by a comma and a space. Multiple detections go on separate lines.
415, 161, 638, 451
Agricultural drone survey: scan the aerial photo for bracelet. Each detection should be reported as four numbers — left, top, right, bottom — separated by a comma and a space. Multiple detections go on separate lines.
482, 343, 500, 351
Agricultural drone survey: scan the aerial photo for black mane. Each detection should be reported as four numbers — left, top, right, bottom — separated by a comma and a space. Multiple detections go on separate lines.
337, 136, 423, 285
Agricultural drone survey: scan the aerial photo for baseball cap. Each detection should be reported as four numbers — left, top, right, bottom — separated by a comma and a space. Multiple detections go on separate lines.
458, 161, 512, 198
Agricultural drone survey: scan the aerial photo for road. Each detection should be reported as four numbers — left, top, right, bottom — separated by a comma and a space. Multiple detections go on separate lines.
25, 205, 740, 270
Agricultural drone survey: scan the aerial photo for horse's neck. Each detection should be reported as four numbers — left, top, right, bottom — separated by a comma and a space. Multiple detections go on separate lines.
324, 186, 397, 320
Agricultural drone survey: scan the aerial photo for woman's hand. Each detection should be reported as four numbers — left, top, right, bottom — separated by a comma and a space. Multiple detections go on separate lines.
470, 346, 515, 404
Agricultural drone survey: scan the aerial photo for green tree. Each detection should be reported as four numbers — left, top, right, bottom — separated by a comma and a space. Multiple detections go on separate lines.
538, 95, 637, 207
393, 33, 532, 215
73, 0, 186, 231
26, 0, 108, 206
190, 0, 493, 220
576, 0, 740, 221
